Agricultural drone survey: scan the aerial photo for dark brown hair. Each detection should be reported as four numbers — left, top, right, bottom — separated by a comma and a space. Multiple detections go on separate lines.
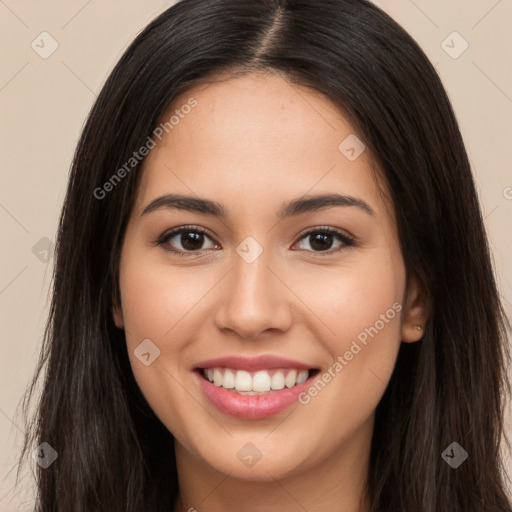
17, 0, 512, 510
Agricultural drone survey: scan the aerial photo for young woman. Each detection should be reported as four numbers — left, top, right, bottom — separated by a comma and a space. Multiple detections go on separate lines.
18, 0, 512, 510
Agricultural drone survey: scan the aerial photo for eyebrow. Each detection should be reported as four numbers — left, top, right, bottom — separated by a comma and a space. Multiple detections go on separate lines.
141, 192, 375, 218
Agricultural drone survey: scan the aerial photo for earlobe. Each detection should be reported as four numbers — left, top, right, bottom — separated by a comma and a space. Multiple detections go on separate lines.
112, 301, 124, 329
401, 274, 429, 343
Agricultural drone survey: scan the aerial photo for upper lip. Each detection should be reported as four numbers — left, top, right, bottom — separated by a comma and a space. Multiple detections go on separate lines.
194, 355, 315, 372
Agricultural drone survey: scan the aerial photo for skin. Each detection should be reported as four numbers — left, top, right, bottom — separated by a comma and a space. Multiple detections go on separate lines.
114, 71, 428, 512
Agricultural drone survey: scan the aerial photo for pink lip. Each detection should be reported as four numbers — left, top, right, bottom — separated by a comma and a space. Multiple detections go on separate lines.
195, 374, 314, 420
194, 354, 312, 372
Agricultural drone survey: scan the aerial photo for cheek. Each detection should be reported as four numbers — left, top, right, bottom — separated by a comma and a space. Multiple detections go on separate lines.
117, 249, 187, 392
119, 253, 207, 348
118, 256, 200, 439
120, 275, 171, 359
288, 251, 404, 350
117, 248, 224, 417
292, 251, 404, 411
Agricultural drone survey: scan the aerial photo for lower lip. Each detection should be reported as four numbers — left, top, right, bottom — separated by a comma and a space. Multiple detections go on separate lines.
195, 370, 316, 420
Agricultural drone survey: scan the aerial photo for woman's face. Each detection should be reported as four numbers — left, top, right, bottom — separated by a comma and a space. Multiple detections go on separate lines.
115, 71, 425, 483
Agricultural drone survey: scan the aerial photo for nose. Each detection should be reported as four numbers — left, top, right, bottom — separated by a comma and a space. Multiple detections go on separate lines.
214, 249, 293, 340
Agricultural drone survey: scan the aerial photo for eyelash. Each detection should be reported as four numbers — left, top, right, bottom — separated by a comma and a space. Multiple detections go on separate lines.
154, 224, 356, 257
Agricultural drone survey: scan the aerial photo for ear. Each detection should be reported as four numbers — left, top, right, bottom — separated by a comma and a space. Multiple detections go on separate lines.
401, 274, 429, 343
112, 297, 124, 329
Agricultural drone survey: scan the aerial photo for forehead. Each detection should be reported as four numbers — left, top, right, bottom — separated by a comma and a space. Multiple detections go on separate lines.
133, 72, 392, 222
156, 71, 357, 157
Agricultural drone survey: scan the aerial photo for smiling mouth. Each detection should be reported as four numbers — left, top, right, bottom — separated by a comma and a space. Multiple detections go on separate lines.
196, 367, 320, 395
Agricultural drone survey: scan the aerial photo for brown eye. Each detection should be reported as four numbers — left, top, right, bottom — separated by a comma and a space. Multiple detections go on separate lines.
157, 226, 219, 254
294, 228, 355, 254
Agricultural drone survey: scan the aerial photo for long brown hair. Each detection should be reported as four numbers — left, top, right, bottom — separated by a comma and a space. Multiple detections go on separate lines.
17, 0, 512, 510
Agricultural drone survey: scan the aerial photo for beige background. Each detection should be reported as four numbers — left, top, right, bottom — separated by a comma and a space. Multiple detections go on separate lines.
1, 0, 511, 508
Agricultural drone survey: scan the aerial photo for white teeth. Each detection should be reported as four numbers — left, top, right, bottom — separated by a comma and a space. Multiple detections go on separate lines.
234, 370, 252, 391
296, 370, 308, 384
285, 370, 297, 388
213, 368, 223, 386
270, 371, 285, 390
223, 369, 235, 389
203, 367, 311, 393
252, 371, 271, 392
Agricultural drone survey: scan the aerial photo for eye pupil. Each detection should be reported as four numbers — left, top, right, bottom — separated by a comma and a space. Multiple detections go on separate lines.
181, 231, 204, 251
310, 232, 333, 251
